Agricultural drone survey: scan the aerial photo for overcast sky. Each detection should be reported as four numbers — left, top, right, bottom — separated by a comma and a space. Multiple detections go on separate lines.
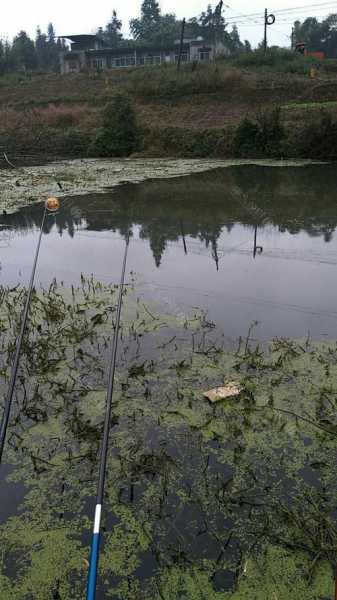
1, 1, 335, 48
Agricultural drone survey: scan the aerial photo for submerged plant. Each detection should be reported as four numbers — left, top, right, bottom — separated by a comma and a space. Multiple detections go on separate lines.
0, 278, 337, 598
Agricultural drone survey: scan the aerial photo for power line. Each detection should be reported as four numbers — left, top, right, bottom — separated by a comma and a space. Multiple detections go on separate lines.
224, 1, 337, 21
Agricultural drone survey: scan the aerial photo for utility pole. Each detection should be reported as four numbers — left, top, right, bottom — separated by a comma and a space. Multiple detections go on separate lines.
177, 18, 186, 71
264, 8, 276, 54
291, 27, 295, 50
214, 0, 224, 50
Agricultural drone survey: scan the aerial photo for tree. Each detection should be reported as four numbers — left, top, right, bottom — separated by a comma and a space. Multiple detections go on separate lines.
35, 26, 48, 69
46, 23, 60, 71
294, 14, 337, 57
130, 0, 161, 41
229, 24, 244, 53
244, 39, 252, 53
105, 10, 123, 47
12, 31, 37, 70
187, 2, 230, 46
92, 95, 141, 157
141, 0, 160, 23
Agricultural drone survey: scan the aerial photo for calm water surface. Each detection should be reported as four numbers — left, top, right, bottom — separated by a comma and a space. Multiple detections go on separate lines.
2, 162, 337, 599
1, 162, 337, 342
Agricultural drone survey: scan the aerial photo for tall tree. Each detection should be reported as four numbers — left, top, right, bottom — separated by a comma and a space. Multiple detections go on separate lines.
187, 3, 230, 46
46, 23, 59, 71
244, 39, 252, 53
12, 31, 37, 70
35, 26, 48, 69
229, 25, 244, 53
101, 10, 123, 47
130, 0, 161, 41
47, 23, 56, 45
293, 14, 337, 56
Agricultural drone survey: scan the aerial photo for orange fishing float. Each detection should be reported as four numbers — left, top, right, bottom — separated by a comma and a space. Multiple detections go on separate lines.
46, 197, 60, 212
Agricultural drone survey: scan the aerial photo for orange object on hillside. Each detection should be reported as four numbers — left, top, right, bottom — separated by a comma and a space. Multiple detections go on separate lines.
306, 51, 325, 60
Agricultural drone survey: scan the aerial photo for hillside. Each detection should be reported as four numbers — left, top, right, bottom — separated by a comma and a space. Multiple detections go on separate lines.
1, 53, 337, 161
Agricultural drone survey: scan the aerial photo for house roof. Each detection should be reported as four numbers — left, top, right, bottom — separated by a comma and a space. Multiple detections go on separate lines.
61, 35, 101, 43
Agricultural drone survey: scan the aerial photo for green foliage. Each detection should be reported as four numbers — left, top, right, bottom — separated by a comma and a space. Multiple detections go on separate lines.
231, 547, 333, 600
156, 548, 334, 600
0, 23, 61, 75
294, 13, 337, 58
11, 31, 37, 71
151, 126, 228, 158
231, 47, 319, 73
233, 109, 285, 158
98, 10, 123, 48
187, 2, 230, 46
91, 94, 141, 157
296, 111, 337, 159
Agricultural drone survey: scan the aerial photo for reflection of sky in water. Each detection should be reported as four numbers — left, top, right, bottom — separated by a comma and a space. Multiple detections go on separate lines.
1, 163, 337, 342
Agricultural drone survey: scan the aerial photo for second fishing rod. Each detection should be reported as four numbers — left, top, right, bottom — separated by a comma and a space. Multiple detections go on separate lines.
0, 197, 60, 465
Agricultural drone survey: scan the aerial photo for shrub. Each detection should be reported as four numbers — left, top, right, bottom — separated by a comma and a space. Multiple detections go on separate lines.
231, 48, 320, 74
147, 126, 228, 158
232, 108, 285, 158
91, 94, 141, 157
296, 112, 337, 159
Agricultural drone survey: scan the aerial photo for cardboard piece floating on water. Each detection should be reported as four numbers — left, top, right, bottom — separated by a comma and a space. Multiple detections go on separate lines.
203, 382, 243, 403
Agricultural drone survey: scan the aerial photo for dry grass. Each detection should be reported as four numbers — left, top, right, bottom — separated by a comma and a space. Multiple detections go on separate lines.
0, 61, 336, 159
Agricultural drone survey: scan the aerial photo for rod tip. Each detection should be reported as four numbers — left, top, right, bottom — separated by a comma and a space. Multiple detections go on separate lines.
46, 197, 60, 212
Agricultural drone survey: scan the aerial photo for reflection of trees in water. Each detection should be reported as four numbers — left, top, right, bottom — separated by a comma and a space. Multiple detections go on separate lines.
2, 164, 337, 267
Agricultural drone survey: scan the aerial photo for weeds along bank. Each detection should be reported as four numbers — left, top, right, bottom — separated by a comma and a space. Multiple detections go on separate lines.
1, 51, 337, 160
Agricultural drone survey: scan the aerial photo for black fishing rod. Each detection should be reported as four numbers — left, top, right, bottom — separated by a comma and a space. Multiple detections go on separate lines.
0, 197, 60, 464
87, 234, 130, 600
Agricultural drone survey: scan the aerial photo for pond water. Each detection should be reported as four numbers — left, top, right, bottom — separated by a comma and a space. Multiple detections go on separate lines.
2, 162, 337, 600
1, 162, 337, 342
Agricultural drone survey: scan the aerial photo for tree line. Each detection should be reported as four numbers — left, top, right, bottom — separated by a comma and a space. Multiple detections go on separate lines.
0, 1, 251, 75
98, 1, 250, 52
0, 23, 64, 74
294, 14, 337, 58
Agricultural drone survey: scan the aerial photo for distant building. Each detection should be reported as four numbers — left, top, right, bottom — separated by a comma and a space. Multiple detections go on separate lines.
59, 34, 229, 74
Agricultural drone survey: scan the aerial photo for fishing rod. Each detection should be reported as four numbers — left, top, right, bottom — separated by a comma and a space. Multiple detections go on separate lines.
87, 234, 130, 600
0, 196, 60, 465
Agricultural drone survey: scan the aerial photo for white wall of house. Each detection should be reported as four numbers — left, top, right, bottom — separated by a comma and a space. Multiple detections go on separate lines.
60, 39, 229, 74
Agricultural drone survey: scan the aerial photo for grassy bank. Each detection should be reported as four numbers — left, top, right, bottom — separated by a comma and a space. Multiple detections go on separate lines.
1, 51, 337, 161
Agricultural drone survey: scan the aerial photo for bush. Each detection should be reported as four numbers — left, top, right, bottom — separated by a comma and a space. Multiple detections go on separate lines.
296, 112, 337, 159
146, 126, 229, 158
232, 108, 285, 158
232, 48, 320, 74
91, 94, 141, 157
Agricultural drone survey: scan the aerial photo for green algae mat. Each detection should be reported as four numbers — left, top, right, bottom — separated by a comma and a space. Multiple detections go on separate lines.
0, 278, 336, 599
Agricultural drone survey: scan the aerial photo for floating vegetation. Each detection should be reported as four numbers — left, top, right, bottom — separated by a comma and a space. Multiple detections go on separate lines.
0, 158, 321, 214
1, 278, 337, 598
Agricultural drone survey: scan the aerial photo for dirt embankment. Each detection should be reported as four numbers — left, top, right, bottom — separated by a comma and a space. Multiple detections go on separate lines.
0, 64, 337, 160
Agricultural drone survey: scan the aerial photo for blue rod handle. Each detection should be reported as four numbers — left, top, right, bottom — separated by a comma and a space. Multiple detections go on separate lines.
87, 533, 100, 600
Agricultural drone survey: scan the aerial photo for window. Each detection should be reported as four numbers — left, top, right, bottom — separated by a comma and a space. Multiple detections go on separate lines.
199, 51, 210, 62
175, 53, 188, 63
93, 59, 103, 69
126, 56, 135, 66
114, 56, 135, 67
145, 55, 161, 65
